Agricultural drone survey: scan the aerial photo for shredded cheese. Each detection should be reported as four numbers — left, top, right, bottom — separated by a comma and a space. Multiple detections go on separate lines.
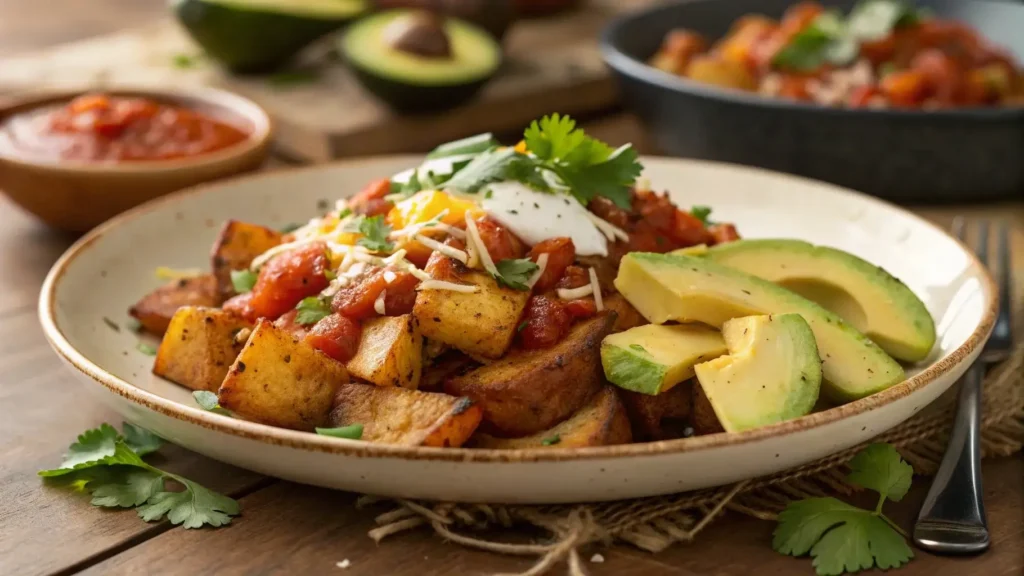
464, 214, 497, 276
584, 211, 630, 242
374, 290, 387, 315
250, 238, 320, 270
414, 234, 468, 264
526, 253, 548, 289
588, 267, 604, 311
417, 279, 480, 293
557, 284, 594, 300
383, 270, 397, 284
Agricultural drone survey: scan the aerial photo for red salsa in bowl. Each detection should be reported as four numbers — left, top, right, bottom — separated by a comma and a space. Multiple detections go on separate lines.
0, 93, 250, 163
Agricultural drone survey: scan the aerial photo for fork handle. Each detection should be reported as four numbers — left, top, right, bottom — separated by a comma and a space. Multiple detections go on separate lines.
913, 362, 989, 554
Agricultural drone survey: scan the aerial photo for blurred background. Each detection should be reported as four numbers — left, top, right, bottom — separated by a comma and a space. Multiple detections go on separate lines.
0, 0, 1021, 232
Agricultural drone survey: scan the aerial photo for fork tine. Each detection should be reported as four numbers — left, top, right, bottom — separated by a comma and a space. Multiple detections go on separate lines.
993, 221, 1014, 344
953, 216, 967, 244
975, 219, 990, 267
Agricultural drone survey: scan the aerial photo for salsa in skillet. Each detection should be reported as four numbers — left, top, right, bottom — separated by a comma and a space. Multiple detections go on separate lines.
0, 93, 249, 163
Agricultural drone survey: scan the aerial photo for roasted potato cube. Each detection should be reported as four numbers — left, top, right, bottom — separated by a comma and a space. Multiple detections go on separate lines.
692, 378, 726, 435
472, 386, 632, 449
219, 320, 347, 431
210, 220, 283, 302
152, 307, 252, 393
685, 55, 758, 91
129, 275, 218, 336
329, 383, 482, 447
445, 313, 615, 436
413, 270, 529, 359
620, 381, 694, 441
603, 293, 646, 333
346, 314, 423, 389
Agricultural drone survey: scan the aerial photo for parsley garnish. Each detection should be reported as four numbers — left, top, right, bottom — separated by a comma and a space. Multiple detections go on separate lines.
171, 53, 201, 69
39, 423, 239, 529
445, 148, 546, 194
523, 114, 642, 209
690, 205, 713, 226
847, 0, 923, 41
772, 11, 858, 72
315, 424, 364, 439
493, 258, 540, 291
773, 443, 914, 575
192, 391, 232, 416
137, 342, 157, 356
541, 434, 561, 446
356, 215, 394, 252
230, 269, 258, 293
427, 133, 499, 159
295, 297, 331, 325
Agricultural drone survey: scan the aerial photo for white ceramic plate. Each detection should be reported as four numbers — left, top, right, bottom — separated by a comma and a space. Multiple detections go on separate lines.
39, 156, 996, 504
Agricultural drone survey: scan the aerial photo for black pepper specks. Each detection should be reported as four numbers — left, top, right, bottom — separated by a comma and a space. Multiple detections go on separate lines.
237, 361, 247, 373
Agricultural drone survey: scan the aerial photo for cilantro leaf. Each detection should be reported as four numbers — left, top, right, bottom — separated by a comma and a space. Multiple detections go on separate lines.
315, 424, 364, 439
356, 215, 394, 252
493, 258, 539, 291
846, 443, 912, 502
171, 53, 201, 69
192, 390, 232, 416
847, 0, 922, 41
690, 205, 713, 226
427, 133, 499, 159
541, 434, 561, 446
524, 114, 589, 164
44, 424, 120, 472
295, 296, 331, 326
121, 423, 163, 456
772, 11, 858, 72
772, 443, 914, 575
137, 479, 239, 528
137, 342, 157, 356
91, 468, 165, 508
445, 148, 545, 194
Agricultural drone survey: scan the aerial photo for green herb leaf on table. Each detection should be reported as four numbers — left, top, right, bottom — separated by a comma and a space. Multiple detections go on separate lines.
492, 258, 540, 291
772, 442, 914, 575
315, 424, 364, 439
230, 269, 258, 293
137, 342, 157, 356
356, 215, 394, 252
690, 205, 713, 226
192, 390, 232, 416
295, 296, 332, 326
40, 423, 240, 529
426, 133, 500, 159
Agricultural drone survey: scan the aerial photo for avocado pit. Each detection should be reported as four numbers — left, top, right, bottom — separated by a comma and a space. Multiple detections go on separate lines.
384, 11, 453, 58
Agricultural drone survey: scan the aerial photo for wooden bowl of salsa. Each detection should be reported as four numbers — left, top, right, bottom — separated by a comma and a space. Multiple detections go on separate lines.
0, 87, 271, 232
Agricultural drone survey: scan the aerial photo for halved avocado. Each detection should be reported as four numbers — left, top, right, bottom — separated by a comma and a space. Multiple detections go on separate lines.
173, 0, 366, 73
341, 9, 502, 111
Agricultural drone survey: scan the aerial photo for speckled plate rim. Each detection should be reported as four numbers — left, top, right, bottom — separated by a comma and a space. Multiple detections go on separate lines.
600, 0, 1024, 121
38, 155, 998, 464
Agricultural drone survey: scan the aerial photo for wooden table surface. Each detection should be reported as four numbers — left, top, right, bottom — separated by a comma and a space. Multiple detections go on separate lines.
1, 3, 1022, 576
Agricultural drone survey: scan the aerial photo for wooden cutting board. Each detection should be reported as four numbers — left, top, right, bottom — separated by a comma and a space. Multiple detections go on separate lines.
0, 1, 656, 162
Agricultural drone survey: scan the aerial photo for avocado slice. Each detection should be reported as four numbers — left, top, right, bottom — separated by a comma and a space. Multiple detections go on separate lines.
341, 9, 501, 111
694, 314, 822, 432
601, 324, 727, 395
696, 239, 936, 363
615, 252, 905, 403
173, 0, 366, 73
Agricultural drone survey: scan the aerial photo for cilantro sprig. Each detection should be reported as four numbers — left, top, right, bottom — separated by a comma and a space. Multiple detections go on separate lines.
492, 258, 540, 291
39, 423, 240, 529
230, 269, 258, 293
356, 215, 394, 252
295, 296, 331, 325
773, 443, 914, 575
315, 424, 364, 439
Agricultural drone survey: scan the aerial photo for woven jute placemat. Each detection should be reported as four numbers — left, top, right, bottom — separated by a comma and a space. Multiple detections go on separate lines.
361, 311, 1023, 576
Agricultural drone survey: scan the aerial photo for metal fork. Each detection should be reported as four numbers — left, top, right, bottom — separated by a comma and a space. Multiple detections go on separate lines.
913, 218, 1015, 555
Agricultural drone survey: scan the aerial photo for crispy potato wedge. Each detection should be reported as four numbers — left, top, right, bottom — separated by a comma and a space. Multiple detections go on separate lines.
603, 293, 646, 333
620, 381, 694, 441
413, 269, 529, 359
420, 351, 478, 393
129, 275, 218, 336
219, 320, 347, 431
152, 307, 252, 393
472, 386, 632, 449
329, 383, 482, 447
210, 220, 283, 302
445, 312, 615, 437
692, 379, 726, 435
346, 314, 423, 389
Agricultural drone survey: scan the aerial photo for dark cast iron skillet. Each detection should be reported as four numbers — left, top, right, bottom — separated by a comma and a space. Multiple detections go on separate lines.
601, 0, 1024, 203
